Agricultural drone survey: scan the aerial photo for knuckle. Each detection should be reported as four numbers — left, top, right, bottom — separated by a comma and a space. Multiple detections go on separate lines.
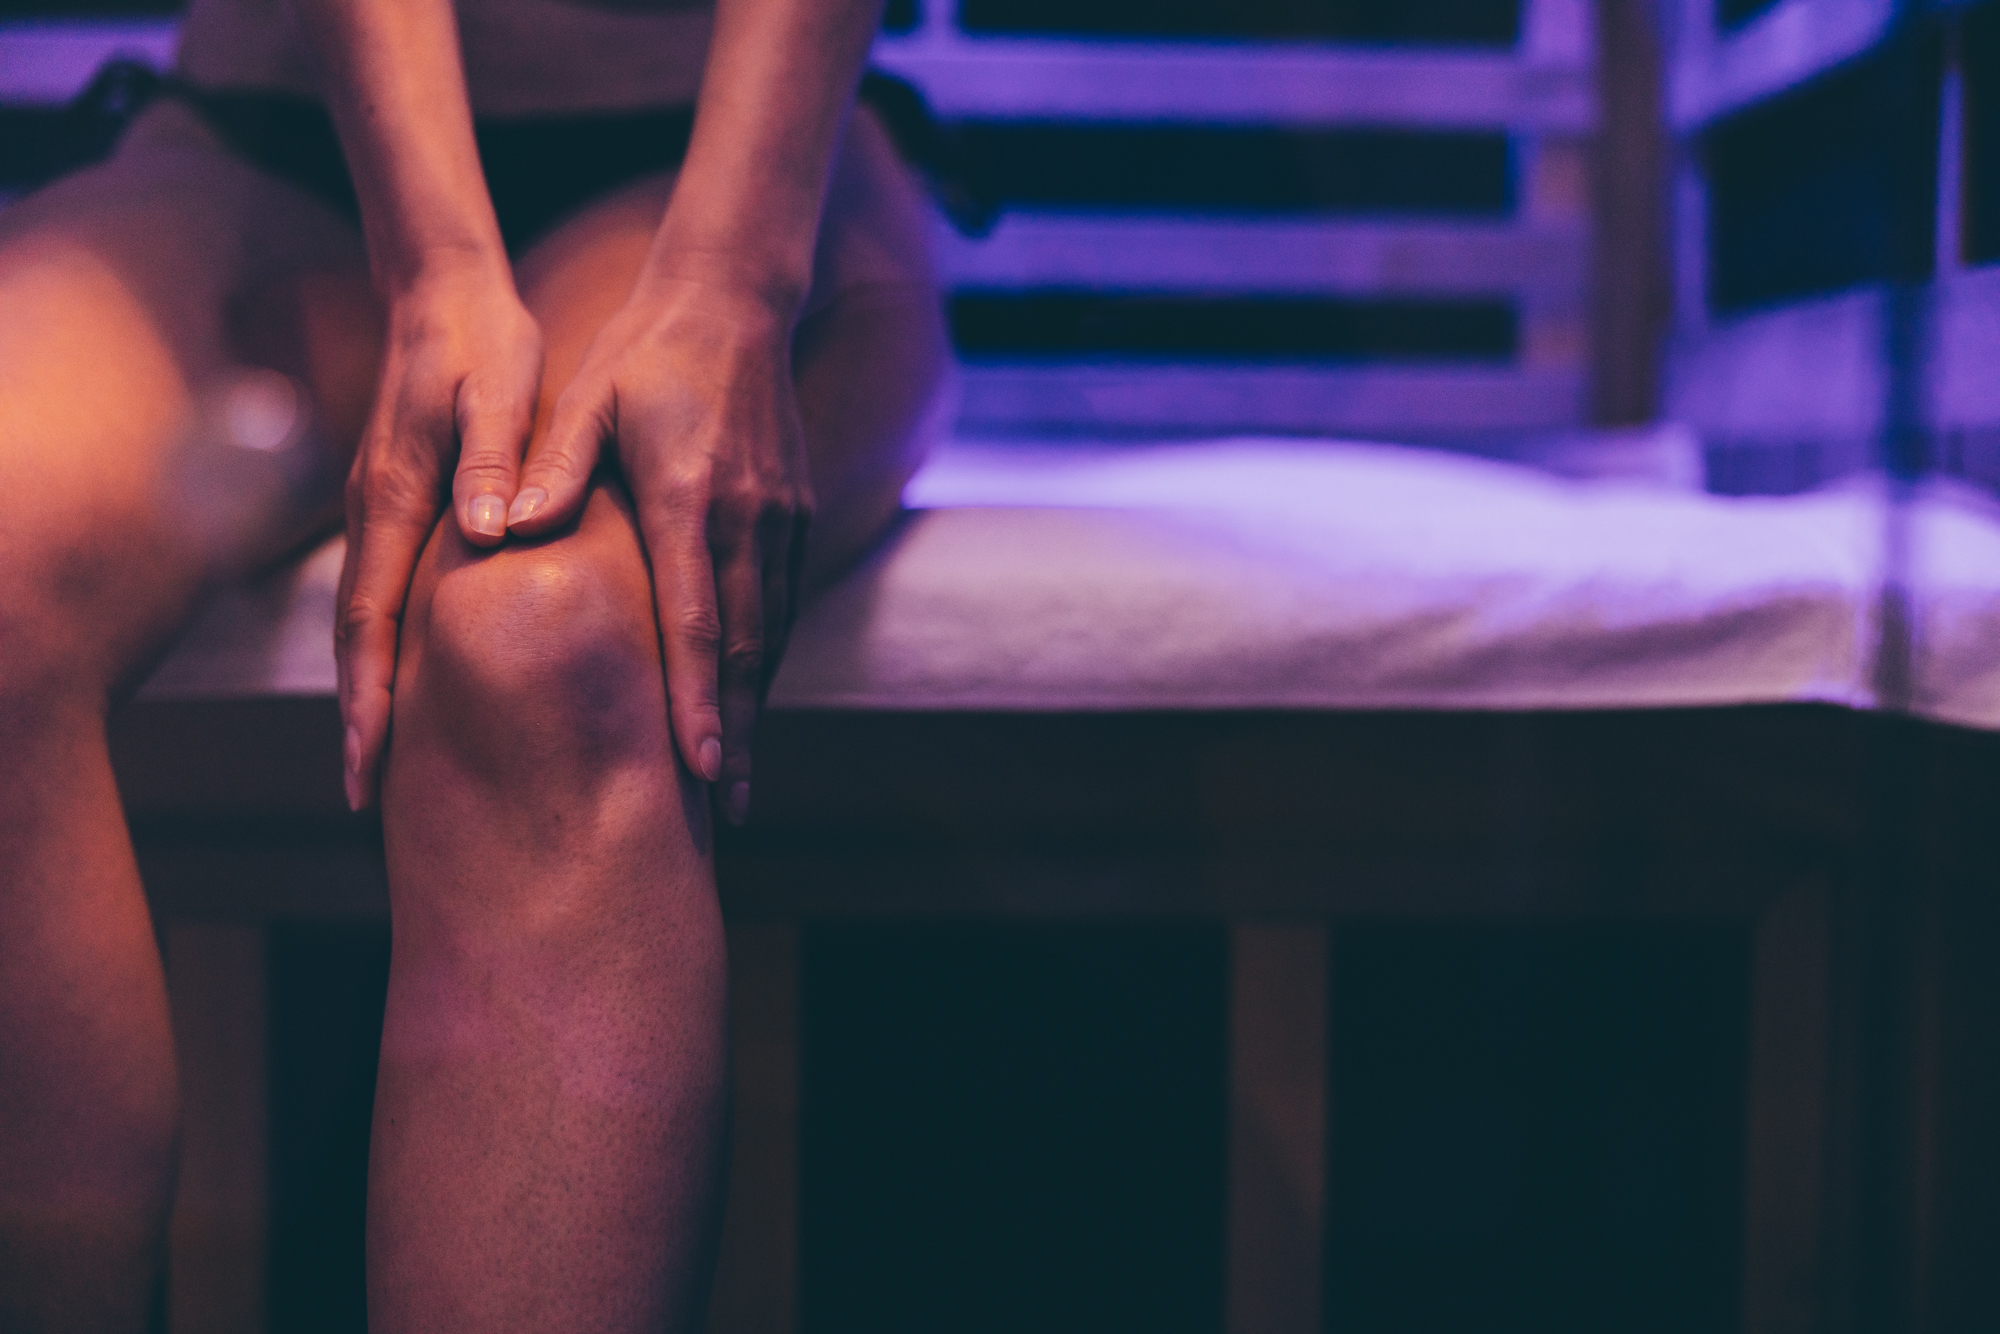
456, 373, 514, 417
722, 637, 765, 680
526, 442, 583, 484
712, 485, 776, 542
551, 383, 610, 437
336, 595, 402, 657
658, 460, 713, 503
454, 457, 516, 486
358, 457, 426, 510
715, 476, 761, 512
674, 604, 724, 657
333, 601, 371, 648
641, 487, 706, 538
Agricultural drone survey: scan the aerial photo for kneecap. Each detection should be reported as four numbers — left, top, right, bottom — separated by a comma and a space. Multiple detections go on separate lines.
404, 543, 667, 778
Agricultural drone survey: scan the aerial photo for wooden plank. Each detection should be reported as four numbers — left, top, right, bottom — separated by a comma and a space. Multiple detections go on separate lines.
164, 925, 269, 1334
124, 709, 1874, 866
137, 835, 1815, 924
717, 851, 1813, 921
0, 20, 178, 104
1590, 0, 1671, 425
1665, 285, 1887, 446
872, 40, 1595, 131
5, 20, 1593, 128
1523, 0, 1595, 69
141, 841, 388, 923
1668, 0, 1895, 130
1928, 266, 2000, 431
1677, 266, 2000, 446
1227, 925, 1328, 1334
936, 216, 1587, 303
1522, 137, 1593, 226
955, 364, 1586, 437
1741, 882, 1834, 1334
708, 926, 801, 1334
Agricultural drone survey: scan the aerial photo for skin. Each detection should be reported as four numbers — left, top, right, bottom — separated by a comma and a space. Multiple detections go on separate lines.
0, 0, 947, 1326
307, 0, 883, 819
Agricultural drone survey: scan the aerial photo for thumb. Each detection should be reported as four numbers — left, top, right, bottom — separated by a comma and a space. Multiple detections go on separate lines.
508, 378, 608, 536
451, 372, 536, 546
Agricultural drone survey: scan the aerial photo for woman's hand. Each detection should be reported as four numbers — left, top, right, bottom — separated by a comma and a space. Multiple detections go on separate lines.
337, 258, 544, 811
507, 277, 812, 824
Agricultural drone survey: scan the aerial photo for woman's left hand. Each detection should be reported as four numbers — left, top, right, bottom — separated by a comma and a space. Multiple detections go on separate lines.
506, 278, 813, 824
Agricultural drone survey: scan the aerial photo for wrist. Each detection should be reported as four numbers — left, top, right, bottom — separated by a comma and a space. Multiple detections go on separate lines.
373, 234, 514, 307
639, 235, 814, 328
379, 252, 520, 340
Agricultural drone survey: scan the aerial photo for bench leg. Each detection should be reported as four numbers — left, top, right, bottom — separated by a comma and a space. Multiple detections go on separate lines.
1227, 924, 1329, 1334
164, 924, 269, 1334
708, 924, 802, 1334
1741, 882, 1833, 1334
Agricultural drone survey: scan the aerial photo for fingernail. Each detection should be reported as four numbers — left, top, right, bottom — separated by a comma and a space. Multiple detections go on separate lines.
508, 487, 548, 526
469, 493, 506, 537
727, 781, 751, 826
699, 737, 722, 783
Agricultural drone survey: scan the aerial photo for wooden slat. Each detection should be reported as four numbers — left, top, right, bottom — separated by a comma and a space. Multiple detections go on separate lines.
1668, 0, 1896, 130
4, 19, 1594, 129
936, 215, 1587, 302
1929, 266, 2000, 431
955, 363, 1585, 437
1523, 0, 1595, 68
1665, 285, 1887, 446
1590, 0, 1671, 425
165, 925, 269, 1334
707, 926, 801, 1334
872, 40, 1595, 130
125, 708, 1876, 869
142, 840, 388, 921
716, 851, 1814, 921
0, 20, 178, 104
1670, 265, 2000, 443
1741, 881, 1834, 1334
1227, 925, 1328, 1334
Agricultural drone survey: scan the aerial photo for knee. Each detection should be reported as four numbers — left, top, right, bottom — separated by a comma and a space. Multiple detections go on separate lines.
401, 539, 667, 782
0, 553, 113, 749
0, 505, 200, 743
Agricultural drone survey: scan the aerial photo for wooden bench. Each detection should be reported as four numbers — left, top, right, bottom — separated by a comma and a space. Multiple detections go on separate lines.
112, 437, 2000, 1333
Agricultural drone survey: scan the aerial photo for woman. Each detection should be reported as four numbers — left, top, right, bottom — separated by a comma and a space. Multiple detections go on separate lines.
0, 0, 948, 1327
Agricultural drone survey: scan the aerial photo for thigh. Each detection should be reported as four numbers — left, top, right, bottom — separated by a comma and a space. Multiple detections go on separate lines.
512, 102, 951, 593
0, 101, 380, 695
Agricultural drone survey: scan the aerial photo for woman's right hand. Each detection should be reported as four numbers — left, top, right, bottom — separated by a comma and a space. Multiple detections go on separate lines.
336, 256, 544, 811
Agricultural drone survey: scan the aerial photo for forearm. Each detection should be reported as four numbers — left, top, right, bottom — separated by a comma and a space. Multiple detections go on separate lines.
646, 0, 886, 316
288, 0, 506, 292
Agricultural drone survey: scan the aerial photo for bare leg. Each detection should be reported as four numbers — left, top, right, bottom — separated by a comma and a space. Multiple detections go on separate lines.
369, 485, 729, 1331
0, 106, 377, 1331
364, 113, 948, 1331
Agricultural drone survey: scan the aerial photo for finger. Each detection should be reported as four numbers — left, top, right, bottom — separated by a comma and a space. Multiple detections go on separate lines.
451, 366, 539, 546
714, 537, 767, 826
759, 507, 799, 698
334, 491, 365, 806
642, 498, 727, 788
509, 379, 609, 536
781, 505, 812, 673
336, 455, 444, 811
